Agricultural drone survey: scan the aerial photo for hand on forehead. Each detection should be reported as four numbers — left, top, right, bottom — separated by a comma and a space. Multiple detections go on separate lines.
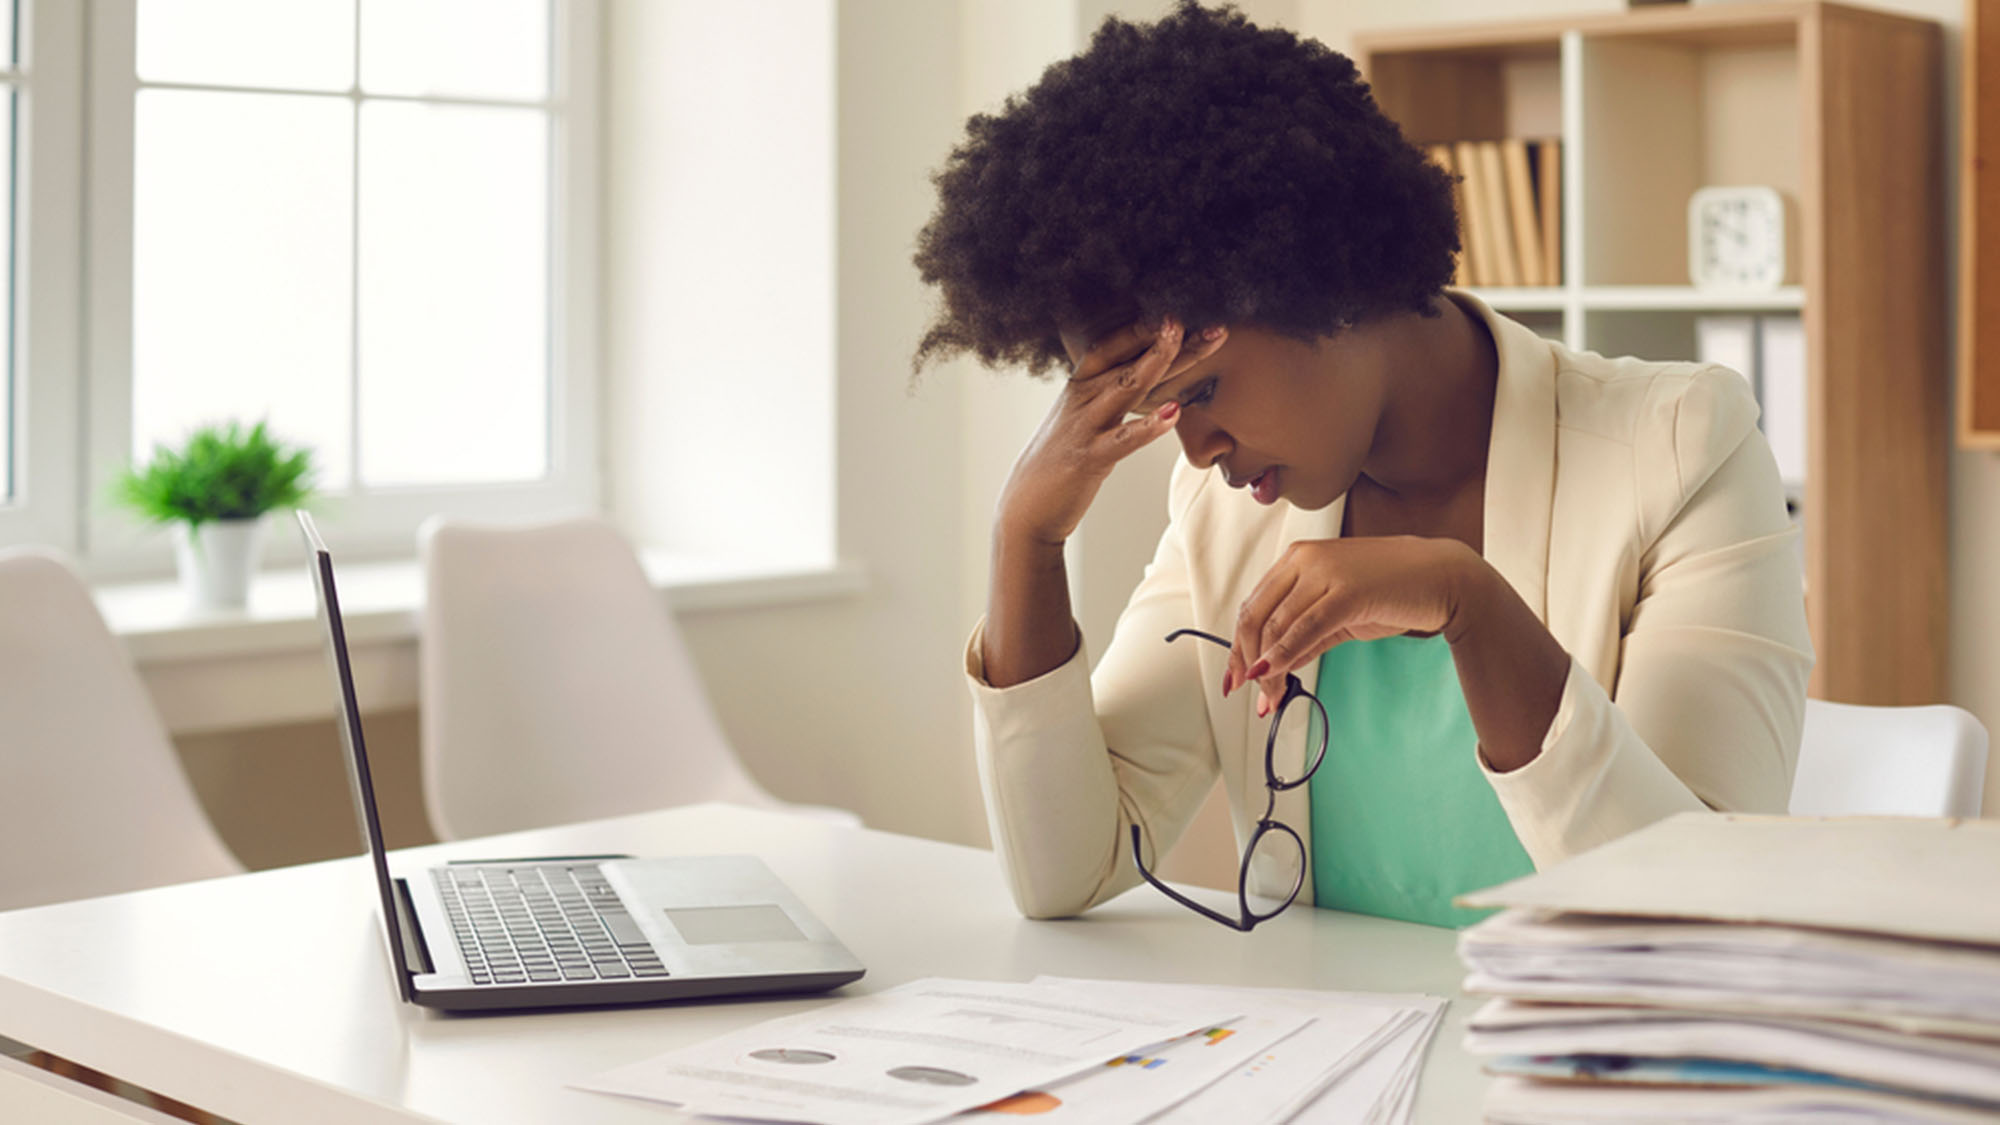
1059, 314, 1228, 406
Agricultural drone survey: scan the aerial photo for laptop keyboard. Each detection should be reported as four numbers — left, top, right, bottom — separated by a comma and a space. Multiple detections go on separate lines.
433, 864, 670, 986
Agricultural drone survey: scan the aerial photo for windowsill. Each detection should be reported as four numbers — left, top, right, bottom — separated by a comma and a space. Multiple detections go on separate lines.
97, 553, 868, 736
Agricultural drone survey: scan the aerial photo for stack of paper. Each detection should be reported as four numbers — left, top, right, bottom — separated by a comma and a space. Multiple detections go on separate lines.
1454, 813, 2000, 1124
1017, 978, 1444, 1125
575, 976, 1445, 1125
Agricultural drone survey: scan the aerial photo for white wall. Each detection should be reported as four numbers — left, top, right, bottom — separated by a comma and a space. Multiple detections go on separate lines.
952, 1, 1077, 655
604, 0, 834, 566
604, 0, 982, 844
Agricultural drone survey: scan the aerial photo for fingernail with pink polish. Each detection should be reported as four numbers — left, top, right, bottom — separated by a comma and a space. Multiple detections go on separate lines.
1246, 659, 1270, 681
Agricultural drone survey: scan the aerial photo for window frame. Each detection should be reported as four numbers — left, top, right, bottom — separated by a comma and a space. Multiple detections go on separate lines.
73, 0, 600, 578
0, 0, 84, 552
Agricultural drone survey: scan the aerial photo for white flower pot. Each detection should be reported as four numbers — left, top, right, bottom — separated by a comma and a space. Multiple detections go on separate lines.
172, 516, 268, 612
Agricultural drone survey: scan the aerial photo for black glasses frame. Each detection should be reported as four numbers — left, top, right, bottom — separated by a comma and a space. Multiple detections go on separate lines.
1129, 628, 1330, 932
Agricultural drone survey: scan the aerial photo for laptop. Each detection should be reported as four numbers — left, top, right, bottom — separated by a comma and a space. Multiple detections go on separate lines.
297, 510, 866, 1011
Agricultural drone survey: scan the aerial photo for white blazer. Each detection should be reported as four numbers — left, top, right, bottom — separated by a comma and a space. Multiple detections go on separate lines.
964, 293, 1813, 920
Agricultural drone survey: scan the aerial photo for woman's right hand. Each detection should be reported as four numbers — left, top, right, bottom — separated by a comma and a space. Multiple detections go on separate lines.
995, 319, 1227, 547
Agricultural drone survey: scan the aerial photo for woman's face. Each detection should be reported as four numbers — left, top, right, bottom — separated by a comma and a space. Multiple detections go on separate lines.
1058, 319, 1393, 511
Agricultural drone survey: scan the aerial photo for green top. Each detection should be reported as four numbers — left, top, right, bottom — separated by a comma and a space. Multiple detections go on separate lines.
1308, 634, 1535, 928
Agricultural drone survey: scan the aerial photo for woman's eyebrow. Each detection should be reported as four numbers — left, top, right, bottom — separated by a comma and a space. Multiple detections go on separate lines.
1134, 372, 1199, 413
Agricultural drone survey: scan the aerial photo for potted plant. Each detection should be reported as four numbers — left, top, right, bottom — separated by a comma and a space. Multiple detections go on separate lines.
112, 420, 317, 611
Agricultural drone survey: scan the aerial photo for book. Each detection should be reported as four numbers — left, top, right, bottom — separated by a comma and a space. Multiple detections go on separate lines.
1534, 139, 1561, 285
1500, 138, 1544, 286
1453, 141, 1502, 287
1428, 144, 1473, 287
1471, 142, 1520, 286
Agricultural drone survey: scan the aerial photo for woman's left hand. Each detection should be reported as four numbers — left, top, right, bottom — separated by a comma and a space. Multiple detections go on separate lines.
1225, 536, 1481, 715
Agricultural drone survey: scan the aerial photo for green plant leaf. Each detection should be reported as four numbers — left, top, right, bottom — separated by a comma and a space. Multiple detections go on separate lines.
109, 420, 318, 527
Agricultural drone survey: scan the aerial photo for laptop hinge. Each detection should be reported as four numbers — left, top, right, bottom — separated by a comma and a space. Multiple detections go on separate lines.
392, 878, 435, 976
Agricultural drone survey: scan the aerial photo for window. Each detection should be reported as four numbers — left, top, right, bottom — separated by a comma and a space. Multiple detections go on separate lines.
1, 0, 602, 573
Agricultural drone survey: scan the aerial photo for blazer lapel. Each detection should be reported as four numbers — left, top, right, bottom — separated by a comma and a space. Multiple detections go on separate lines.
1467, 294, 1558, 621
1253, 492, 1345, 903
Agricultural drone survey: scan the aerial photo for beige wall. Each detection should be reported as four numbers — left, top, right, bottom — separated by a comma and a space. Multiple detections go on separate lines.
613, 0, 986, 846
172, 0, 1997, 876
176, 711, 432, 870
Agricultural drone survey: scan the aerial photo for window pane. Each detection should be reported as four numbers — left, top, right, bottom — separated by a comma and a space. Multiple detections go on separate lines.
360, 0, 547, 101
137, 0, 354, 92
0, 0, 16, 69
357, 102, 546, 486
132, 91, 354, 486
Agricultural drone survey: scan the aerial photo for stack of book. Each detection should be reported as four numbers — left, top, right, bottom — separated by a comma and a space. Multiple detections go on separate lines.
1454, 813, 2000, 1123
1427, 138, 1561, 288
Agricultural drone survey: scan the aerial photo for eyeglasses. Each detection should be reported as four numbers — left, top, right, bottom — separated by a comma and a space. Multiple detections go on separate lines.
1130, 628, 1330, 932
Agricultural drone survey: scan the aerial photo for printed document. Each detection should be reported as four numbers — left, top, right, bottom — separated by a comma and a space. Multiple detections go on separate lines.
1031, 977, 1444, 1125
956, 1007, 1311, 1123
574, 978, 1237, 1125
1466, 999, 2000, 1106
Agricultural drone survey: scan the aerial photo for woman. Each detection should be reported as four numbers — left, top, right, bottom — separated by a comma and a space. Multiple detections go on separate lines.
913, 4, 1810, 928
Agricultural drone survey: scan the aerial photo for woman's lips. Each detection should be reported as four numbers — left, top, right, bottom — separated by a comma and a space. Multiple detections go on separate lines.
1252, 467, 1280, 505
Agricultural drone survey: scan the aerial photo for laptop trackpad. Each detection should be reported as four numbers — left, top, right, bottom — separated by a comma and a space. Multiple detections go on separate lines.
663, 904, 807, 945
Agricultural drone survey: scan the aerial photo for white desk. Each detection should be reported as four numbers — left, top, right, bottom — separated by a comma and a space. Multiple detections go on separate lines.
0, 805, 1485, 1123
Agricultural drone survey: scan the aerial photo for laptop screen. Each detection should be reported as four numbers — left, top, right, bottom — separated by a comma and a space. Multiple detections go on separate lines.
297, 510, 419, 1002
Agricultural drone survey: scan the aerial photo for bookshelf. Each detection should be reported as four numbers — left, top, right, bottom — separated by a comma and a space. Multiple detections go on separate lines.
1964, 0, 2000, 447
1354, 1, 1948, 706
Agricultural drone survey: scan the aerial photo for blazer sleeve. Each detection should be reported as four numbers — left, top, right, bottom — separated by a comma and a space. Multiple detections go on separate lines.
1482, 367, 1813, 867
964, 465, 1224, 919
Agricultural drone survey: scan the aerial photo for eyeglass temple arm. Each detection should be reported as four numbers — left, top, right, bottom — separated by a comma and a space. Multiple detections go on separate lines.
1165, 629, 1308, 696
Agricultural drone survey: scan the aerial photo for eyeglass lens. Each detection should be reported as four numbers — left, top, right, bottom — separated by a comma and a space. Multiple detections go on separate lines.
1269, 689, 1329, 788
1150, 627, 1329, 931
1243, 820, 1307, 921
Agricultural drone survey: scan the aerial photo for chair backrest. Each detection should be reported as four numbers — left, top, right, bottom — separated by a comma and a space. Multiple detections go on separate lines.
1789, 698, 1990, 817
0, 550, 241, 910
418, 517, 778, 840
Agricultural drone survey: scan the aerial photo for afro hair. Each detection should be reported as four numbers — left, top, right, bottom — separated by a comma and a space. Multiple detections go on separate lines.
912, 2, 1460, 376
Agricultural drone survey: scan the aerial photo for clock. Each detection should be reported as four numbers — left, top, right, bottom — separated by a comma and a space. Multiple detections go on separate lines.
1688, 185, 1786, 291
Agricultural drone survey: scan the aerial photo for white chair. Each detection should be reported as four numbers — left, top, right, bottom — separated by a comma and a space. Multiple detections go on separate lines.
418, 516, 861, 840
0, 549, 242, 910
1789, 698, 1990, 817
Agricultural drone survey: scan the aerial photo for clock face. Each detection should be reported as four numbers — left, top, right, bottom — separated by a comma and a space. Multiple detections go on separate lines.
1689, 187, 1785, 290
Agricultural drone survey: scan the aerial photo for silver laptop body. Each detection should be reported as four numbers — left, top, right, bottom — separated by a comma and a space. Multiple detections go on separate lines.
298, 510, 865, 1011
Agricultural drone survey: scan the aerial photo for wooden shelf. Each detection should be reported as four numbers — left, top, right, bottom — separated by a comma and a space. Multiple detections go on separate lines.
1578, 286, 1805, 311
1357, 1, 1949, 705
1471, 285, 1808, 312
1963, 0, 2000, 448
1464, 287, 1567, 311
